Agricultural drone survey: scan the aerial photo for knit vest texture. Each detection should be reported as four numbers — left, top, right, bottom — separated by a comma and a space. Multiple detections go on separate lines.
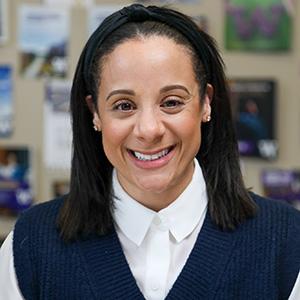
13, 193, 300, 300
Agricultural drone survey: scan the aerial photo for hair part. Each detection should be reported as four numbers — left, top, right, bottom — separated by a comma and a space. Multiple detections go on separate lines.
57, 5, 257, 242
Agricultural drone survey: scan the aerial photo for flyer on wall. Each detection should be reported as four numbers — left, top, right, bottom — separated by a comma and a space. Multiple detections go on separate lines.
44, 80, 72, 170
0, 147, 33, 215
0, 0, 8, 44
225, 0, 293, 51
0, 65, 13, 137
229, 79, 278, 160
18, 5, 70, 78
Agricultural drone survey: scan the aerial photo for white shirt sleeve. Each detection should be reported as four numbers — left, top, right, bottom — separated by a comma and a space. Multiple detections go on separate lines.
289, 272, 300, 300
0, 231, 24, 300
0, 231, 299, 299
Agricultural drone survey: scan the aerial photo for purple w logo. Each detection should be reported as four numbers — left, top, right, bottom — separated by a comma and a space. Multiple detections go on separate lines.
226, 4, 285, 39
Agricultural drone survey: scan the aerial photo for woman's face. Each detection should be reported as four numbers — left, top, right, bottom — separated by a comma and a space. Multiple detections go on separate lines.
93, 36, 212, 210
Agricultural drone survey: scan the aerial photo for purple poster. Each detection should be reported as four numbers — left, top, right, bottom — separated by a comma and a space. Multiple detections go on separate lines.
262, 169, 300, 209
0, 147, 33, 215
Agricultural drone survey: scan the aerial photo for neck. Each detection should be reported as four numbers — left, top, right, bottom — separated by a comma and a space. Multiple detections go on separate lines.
117, 164, 195, 212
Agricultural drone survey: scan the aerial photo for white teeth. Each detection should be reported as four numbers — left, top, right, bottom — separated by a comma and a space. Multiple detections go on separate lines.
133, 148, 170, 161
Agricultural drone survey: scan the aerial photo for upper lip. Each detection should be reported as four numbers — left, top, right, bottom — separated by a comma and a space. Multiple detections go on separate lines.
128, 145, 175, 155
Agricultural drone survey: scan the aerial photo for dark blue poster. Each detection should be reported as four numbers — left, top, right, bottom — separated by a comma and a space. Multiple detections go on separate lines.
229, 79, 278, 160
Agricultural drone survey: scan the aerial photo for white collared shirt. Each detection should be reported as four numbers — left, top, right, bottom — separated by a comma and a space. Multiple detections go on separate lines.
112, 158, 208, 299
0, 159, 300, 299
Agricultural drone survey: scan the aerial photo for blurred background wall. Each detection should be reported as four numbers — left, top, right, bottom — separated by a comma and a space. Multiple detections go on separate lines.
0, 0, 299, 240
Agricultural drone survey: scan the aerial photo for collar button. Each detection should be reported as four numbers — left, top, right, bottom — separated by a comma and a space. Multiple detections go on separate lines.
151, 285, 160, 291
153, 215, 161, 226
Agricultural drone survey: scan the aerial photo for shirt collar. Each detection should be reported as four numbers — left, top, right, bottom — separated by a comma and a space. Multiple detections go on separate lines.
112, 158, 208, 246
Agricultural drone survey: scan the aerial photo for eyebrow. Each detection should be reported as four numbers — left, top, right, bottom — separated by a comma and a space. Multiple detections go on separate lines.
160, 85, 191, 95
106, 89, 135, 101
105, 85, 191, 101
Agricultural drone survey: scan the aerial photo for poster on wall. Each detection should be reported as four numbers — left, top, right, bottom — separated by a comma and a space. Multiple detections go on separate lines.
261, 169, 300, 210
229, 79, 278, 160
88, 5, 122, 36
225, 0, 293, 51
0, 147, 33, 215
18, 5, 70, 78
0, 0, 8, 44
0, 65, 13, 137
44, 80, 72, 170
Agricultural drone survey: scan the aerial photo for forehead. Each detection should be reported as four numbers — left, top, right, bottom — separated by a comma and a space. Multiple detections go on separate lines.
99, 36, 197, 89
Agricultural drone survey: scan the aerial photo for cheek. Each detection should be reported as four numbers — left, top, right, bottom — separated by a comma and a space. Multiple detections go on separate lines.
177, 111, 202, 148
182, 120, 201, 142
178, 106, 202, 133
101, 120, 129, 152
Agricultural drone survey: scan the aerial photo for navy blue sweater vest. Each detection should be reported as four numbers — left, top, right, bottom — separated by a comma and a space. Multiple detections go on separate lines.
13, 194, 300, 300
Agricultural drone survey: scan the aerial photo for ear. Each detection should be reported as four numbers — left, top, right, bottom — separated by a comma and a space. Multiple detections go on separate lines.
201, 84, 213, 123
85, 95, 102, 131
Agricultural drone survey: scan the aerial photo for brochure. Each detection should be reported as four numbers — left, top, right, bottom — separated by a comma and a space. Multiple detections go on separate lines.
44, 80, 72, 169
19, 5, 70, 78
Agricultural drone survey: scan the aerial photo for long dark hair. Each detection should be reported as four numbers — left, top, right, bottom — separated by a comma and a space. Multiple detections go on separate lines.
57, 4, 257, 241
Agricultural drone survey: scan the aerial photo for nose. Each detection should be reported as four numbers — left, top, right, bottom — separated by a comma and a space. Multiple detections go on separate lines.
133, 108, 165, 143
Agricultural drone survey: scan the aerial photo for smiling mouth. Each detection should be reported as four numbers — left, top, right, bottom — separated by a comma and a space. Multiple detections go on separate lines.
129, 146, 175, 161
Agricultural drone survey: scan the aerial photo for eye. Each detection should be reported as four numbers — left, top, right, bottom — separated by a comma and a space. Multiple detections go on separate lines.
161, 98, 184, 109
113, 100, 135, 111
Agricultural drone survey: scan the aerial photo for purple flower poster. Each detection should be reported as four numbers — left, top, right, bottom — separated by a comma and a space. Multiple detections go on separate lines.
225, 0, 293, 51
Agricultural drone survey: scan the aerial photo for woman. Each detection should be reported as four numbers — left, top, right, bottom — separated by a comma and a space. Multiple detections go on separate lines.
0, 4, 299, 299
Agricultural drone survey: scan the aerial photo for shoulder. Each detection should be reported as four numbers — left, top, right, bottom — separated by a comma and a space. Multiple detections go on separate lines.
248, 194, 300, 297
250, 192, 300, 224
237, 192, 300, 246
13, 197, 66, 299
247, 193, 300, 262
13, 197, 65, 254
15, 196, 64, 229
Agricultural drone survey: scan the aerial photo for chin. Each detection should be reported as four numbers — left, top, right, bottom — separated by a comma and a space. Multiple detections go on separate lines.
136, 178, 170, 194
